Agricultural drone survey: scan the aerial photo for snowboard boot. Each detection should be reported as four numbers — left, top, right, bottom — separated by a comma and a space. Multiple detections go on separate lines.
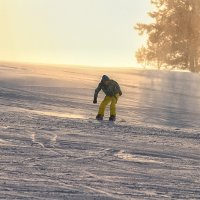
109, 115, 116, 121
96, 114, 103, 121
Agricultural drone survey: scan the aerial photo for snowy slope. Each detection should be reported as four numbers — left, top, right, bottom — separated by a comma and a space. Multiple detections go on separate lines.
0, 63, 200, 199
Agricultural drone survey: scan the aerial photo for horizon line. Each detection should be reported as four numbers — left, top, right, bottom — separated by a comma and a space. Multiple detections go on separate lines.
0, 60, 140, 69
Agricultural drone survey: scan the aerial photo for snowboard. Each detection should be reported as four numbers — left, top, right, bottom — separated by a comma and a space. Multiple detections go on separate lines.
87, 118, 126, 126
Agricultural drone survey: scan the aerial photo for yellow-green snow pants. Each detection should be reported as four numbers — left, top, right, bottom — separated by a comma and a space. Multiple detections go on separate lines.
98, 94, 119, 116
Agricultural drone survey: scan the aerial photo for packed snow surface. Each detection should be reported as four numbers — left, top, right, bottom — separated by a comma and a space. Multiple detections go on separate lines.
0, 63, 200, 199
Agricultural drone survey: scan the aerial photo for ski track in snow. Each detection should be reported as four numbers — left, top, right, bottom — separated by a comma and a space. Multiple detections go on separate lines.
0, 64, 200, 199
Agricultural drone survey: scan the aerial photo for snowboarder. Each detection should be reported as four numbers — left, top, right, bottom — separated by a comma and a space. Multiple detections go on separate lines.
93, 75, 122, 121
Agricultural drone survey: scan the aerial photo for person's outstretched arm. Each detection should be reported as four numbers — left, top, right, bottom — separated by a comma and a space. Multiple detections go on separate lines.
117, 83, 122, 96
115, 82, 122, 96
112, 81, 122, 96
93, 83, 102, 103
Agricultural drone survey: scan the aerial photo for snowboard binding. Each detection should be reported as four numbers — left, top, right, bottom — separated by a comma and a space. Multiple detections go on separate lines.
96, 114, 103, 121
109, 115, 116, 121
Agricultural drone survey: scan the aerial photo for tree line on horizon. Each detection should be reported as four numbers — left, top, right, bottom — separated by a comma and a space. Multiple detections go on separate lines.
135, 0, 200, 72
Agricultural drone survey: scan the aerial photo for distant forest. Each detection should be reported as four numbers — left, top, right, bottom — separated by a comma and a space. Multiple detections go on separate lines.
135, 0, 200, 72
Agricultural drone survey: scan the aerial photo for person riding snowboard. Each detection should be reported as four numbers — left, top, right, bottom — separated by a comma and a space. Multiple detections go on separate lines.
93, 75, 122, 121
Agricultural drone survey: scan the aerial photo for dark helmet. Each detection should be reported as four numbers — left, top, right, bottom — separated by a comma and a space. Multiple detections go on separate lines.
101, 75, 110, 82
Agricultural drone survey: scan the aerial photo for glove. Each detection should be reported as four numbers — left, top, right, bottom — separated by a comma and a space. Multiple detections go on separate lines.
119, 91, 122, 96
93, 98, 97, 104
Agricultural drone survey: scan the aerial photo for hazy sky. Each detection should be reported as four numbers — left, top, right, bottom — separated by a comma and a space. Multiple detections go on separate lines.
0, 0, 152, 67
